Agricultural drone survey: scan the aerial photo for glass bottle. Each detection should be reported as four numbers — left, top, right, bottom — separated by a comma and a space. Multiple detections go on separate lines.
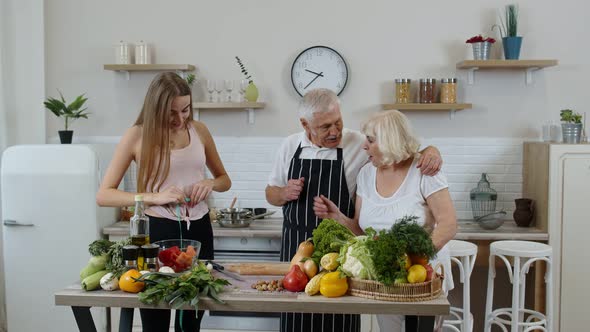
141, 244, 160, 272
419, 79, 436, 103
130, 195, 150, 270
440, 78, 457, 103
122, 245, 139, 271
395, 79, 411, 104
469, 173, 498, 220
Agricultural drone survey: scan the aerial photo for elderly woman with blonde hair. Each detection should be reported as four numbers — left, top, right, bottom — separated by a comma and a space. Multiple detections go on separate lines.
313, 110, 457, 332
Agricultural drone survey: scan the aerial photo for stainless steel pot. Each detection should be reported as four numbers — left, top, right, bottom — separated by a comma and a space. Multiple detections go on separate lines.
216, 208, 275, 228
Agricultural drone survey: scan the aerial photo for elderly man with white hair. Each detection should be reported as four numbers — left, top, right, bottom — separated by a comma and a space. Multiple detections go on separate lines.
265, 88, 442, 332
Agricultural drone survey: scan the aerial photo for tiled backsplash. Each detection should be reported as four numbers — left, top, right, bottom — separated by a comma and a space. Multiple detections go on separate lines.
96, 136, 524, 221
206, 137, 524, 221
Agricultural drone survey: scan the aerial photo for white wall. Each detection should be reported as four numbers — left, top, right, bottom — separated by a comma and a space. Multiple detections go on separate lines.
43, 0, 590, 139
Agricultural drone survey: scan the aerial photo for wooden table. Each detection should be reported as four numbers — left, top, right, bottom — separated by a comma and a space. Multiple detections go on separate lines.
55, 274, 450, 332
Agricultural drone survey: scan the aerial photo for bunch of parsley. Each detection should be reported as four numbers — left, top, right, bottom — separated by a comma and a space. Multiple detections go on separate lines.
365, 216, 437, 286
391, 216, 436, 259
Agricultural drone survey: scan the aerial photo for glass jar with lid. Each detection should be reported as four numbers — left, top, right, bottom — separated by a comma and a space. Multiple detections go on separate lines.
395, 79, 411, 104
440, 78, 457, 104
419, 78, 436, 103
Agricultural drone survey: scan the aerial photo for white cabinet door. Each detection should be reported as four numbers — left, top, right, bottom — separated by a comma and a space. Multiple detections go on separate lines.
560, 156, 590, 331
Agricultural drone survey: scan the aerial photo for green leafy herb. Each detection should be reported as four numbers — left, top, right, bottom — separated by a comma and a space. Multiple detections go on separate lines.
364, 227, 407, 285
104, 238, 130, 279
137, 262, 230, 310
88, 239, 114, 257
391, 216, 436, 259
364, 216, 437, 286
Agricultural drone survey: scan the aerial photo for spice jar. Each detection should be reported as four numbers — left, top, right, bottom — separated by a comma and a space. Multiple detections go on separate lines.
440, 78, 457, 103
141, 244, 160, 272
395, 79, 411, 104
419, 79, 436, 103
122, 245, 139, 271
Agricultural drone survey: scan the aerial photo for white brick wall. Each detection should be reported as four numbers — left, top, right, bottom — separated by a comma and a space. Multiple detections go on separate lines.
84, 135, 525, 221
208, 137, 525, 221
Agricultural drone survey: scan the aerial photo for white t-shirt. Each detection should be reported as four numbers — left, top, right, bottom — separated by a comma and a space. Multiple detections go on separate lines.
356, 158, 454, 291
267, 128, 368, 197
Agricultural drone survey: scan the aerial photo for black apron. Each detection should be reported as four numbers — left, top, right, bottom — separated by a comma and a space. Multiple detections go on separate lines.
280, 143, 360, 332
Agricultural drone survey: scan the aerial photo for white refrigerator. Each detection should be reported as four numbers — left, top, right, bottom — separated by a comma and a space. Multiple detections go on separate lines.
1, 145, 117, 332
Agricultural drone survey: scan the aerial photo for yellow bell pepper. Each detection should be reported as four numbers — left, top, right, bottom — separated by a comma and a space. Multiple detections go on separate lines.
319, 272, 348, 297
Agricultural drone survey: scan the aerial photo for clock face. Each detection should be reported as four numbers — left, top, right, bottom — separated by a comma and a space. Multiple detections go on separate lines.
291, 46, 348, 97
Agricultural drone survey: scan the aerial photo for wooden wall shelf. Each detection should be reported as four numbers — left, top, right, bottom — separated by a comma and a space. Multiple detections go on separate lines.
382, 103, 472, 119
456, 60, 558, 85
104, 64, 195, 71
104, 64, 195, 79
192, 102, 266, 124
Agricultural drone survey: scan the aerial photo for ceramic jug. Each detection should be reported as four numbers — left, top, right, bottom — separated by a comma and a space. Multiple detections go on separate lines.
513, 198, 534, 227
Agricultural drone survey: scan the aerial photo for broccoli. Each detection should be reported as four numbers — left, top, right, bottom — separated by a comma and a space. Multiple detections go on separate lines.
312, 219, 354, 259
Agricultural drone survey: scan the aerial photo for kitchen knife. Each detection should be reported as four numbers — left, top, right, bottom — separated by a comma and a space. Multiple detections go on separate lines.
206, 261, 245, 281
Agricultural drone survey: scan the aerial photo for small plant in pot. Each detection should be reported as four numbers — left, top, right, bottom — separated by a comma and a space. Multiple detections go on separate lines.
466, 35, 496, 60
560, 109, 583, 144
492, 4, 522, 59
44, 91, 89, 144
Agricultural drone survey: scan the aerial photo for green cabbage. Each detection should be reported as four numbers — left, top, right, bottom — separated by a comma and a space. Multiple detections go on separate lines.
338, 236, 377, 280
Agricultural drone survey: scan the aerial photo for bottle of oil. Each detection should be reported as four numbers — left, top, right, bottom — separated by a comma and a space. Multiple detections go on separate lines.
130, 195, 150, 270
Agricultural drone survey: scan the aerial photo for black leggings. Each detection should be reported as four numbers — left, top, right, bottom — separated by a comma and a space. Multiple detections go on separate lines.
139, 213, 214, 332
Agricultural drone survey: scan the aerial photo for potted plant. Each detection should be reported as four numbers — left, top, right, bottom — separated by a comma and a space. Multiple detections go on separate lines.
492, 4, 522, 59
560, 109, 583, 143
235, 56, 258, 102
185, 73, 196, 86
44, 91, 89, 144
466, 35, 496, 60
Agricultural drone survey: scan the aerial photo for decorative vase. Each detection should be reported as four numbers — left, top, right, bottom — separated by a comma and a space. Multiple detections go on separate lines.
561, 123, 583, 144
58, 130, 73, 144
513, 198, 534, 227
502, 36, 523, 60
472, 42, 492, 60
244, 82, 259, 102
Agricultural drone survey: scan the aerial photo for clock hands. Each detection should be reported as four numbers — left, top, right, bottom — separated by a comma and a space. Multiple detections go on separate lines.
305, 69, 324, 77
304, 71, 323, 89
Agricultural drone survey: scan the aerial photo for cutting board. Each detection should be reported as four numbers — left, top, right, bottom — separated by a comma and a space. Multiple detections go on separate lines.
225, 262, 291, 275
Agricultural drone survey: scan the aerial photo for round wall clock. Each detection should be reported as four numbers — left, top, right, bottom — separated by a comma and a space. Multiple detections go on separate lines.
290, 45, 349, 97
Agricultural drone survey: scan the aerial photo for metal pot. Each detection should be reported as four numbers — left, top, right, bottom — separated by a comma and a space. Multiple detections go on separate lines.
216, 208, 275, 228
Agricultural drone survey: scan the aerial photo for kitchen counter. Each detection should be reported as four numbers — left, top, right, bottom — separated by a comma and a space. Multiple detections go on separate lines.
103, 219, 548, 241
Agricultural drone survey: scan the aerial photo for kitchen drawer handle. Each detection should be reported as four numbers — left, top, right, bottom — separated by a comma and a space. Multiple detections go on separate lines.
3, 220, 35, 227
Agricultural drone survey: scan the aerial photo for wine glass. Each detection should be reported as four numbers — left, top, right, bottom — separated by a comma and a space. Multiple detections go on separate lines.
214, 81, 224, 103
225, 80, 234, 102
206, 80, 215, 102
239, 80, 249, 102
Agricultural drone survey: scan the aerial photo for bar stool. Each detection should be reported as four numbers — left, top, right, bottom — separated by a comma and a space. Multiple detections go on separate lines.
442, 240, 477, 332
484, 240, 552, 332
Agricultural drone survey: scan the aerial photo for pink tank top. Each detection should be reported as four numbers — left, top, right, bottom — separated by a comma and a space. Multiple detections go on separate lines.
146, 125, 209, 222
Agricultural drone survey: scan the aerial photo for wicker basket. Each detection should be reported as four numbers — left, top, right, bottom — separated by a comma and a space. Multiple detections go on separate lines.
348, 264, 443, 302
